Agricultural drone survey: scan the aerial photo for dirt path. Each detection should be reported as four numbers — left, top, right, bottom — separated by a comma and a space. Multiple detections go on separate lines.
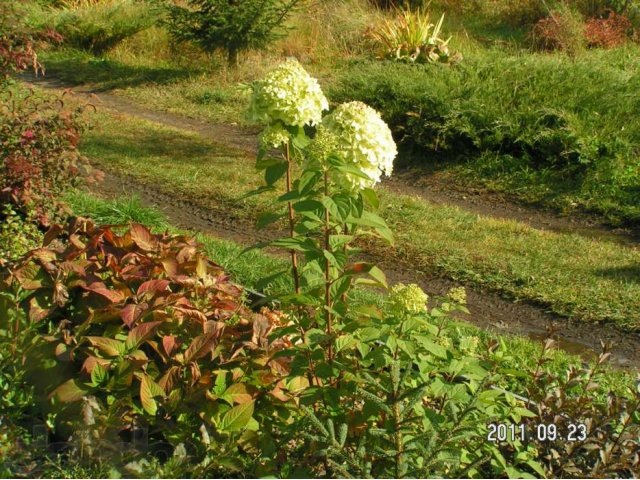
23, 75, 640, 368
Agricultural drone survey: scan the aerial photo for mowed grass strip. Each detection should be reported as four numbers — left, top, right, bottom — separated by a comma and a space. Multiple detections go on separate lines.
80, 111, 640, 330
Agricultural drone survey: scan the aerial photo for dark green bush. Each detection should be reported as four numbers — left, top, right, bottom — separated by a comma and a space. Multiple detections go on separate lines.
164, 0, 302, 66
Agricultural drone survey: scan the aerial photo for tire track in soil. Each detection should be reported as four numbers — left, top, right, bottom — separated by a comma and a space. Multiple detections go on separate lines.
24, 75, 640, 369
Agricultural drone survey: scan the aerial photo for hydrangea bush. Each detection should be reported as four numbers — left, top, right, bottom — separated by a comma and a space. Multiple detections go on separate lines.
243, 60, 548, 477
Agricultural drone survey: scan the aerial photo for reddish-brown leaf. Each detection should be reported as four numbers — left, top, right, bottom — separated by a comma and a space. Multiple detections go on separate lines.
137, 279, 170, 297
176, 245, 196, 263
125, 321, 164, 351
174, 306, 208, 324
130, 223, 158, 251
43, 224, 64, 247
121, 302, 148, 327
83, 282, 124, 304
161, 256, 178, 277
158, 366, 180, 394
162, 335, 179, 357
184, 333, 218, 364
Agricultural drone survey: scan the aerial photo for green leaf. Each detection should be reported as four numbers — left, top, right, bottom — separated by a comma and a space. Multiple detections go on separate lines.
323, 249, 339, 267
321, 196, 339, 219
140, 374, 164, 416
86, 337, 125, 357
367, 265, 388, 288
335, 334, 356, 353
256, 211, 284, 230
329, 234, 353, 249
361, 188, 380, 209
255, 269, 288, 291
330, 276, 351, 300
332, 194, 352, 221
265, 162, 288, 186
91, 363, 109, 386
222, 383, 254, 405
305, 328, 330, 347
50, 379, 89, 403
270, 237, 317, 252
255, 156, 281, 171
219, 401, 255, 432
293, 199, 323, 213
298, 170, 321, 194
348, 210, 387, 229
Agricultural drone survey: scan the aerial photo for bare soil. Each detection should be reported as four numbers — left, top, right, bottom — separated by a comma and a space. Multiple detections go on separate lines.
24, 75, 640, 369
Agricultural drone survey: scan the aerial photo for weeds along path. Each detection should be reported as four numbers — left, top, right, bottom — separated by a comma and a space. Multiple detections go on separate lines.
22, 76, 640, 368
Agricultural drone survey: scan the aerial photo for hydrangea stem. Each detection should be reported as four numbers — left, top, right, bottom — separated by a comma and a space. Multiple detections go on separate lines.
285, 142, 300, 294
324, 170, 333, 362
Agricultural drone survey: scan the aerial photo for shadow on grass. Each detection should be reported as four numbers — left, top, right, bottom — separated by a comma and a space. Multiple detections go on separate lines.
595, 265, 640, 284
42, 54, 196, 91
84, 126, 226, 161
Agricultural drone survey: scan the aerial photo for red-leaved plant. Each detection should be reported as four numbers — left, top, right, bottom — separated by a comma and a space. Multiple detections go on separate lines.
0, 219, 299, 473
0, 89, 95, 227
585, 11, 634, 48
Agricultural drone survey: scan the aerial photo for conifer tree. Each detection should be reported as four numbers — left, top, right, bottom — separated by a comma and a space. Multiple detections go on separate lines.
165, 0, 302, 67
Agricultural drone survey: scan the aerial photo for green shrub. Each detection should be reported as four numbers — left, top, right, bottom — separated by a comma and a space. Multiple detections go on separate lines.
164, 0, 302, 66
328, 53, 640, 223
53, 0, 155, 55
0, 205, 43, 264
0, 2, 43, 81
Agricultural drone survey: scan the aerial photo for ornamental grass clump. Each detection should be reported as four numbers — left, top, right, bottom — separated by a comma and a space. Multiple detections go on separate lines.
367, 7, 461, 64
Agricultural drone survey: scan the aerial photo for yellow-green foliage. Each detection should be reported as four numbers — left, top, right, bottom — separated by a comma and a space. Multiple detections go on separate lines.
0, 206, 42, 264
368, 7, 461, 63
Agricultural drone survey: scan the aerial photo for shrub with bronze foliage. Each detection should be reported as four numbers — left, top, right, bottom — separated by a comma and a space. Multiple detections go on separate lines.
0, 219, 296, 475
0, 89, 92, 227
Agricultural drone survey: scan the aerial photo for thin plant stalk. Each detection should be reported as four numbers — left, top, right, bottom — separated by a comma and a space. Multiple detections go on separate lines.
284, 142, 300, 294
323, 170, 333, 361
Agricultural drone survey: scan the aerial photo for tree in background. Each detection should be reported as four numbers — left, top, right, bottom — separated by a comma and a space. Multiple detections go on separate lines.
165, 0, 302, 66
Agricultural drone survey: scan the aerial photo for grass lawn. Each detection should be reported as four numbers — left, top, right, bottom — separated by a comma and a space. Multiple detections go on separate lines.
67, 106, 640, 331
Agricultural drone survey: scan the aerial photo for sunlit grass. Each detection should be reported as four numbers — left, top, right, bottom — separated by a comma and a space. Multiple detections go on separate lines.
73, 109, 640, 331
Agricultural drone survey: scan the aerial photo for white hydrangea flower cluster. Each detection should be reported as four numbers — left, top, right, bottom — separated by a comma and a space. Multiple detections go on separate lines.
387, 283, 429, 315
248, 59, 328, 128
321, 101, 397, 190
259, 123, 290, 149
